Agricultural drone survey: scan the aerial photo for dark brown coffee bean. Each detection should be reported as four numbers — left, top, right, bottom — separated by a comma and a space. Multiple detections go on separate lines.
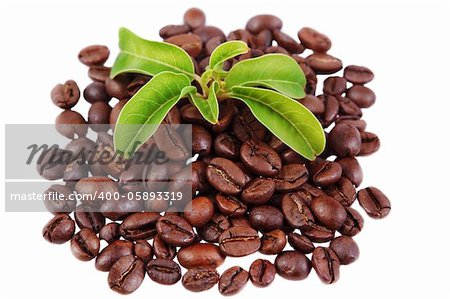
78, 45, 109, 66
299, 94, 325, 115
165, 33, 203, 58
346, 85, 376, 108
293, 183, 327, 206
246, 14, 282, 34
191, 125, 212, 156
230, 217, 252, 228
218, 266, 249, 295
259, 229, 286, 255
100, 197, 142, 221
249, 259, 276, 287
146, 259, 181, 285
249, 205, 284, 232
182, 267, 220, 292
126, 75, 150, 97
300, 221, 335, 243
250, 30, 272, 50
193, 26, 225, 44
214, 133, 240, 160
159, 24, 190, 38
198, 213, 231, 243
219, 226, 260, 257
215, 193, 247, 218
287, 232, 315, 254
83, 81, 111, 103
275, 164, 309, 192
105, 75, 130, 100
311, 247, 340, 284
323, 76, 347, 95
74, 205, 106, 233
88, 101, 112, 132
306, 53, 342, 74
281, 192, 314, 228
240, 139, 282, 177
358, 186, 391, 219
310, 196, 347, 230
70, 228, 100, 261
335, 115, 367, 132
268, 135, 287, 152
338, 207, 364, 236
88, 66, 111, 82
154, 124, 189, 161
156, 215, 195, 247
241, 178, 276, 205
183, 7, 206, 29
272, 30, 302, 53
297, 27, 331, 52
344, 65, 374, 84
108, 255, 145, 295
338, 96, 362, 117
75, 176, 119, 207
42, 214, 75, 244
95, 240, 134, 272
329, 124, 361, 157
320, 94, 339, 127
330, 236, 359, 265
55, 110, 87, 139
177, 243, 225, 269
43, 184, 76, 214
51, 80, 80, 109
63, 158, 88, 186
280, 148, 308, 164
99, 222, 120, 244
183, 196, 214, 227
227, 29, 252, 44
275, 251, 312, 280
265, 45, 289, 54
358, 131, 381, 156
232, 108, 266, 142
335, 157, 363, 187
206, 157, 247, 195
119, 212, 160, 241
308, 159, 342, 187
205, 36, 223, 55
153, 235, 176, 259
324, 177, 357, 207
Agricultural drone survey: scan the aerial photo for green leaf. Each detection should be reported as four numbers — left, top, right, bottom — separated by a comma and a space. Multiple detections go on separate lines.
111, 27, 195, 80
209, 41, 249, 71
113, 71, 192, 158
189, 81, 220, 124
230, 86, 325, 160
225, 54, 306, 99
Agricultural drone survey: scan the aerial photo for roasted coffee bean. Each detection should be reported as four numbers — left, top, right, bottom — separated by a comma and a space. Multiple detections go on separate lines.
299, 94, 325, 115
78, 45, 109, 66
99, 222, 121, 243
338, 207, 364, 237
83, 81, 111, 103
359, 131, 381, 156
306, 53, 342, 74
214, 133, 240, 160
294, 183, 327, 206
51, 80, 80, 109
119, 212, 160, 240
297, 27, 331, 52
344, 65, 374, 84
346, 85, 376, 108
165, 106, 181, 127
88, 66, 111, 82
126, 75, 150, 97
268, 135, 287, 152
300, 221, 335, 243
192, 161, 211, 192
259, 229, 287, 255
65, 136, 96, 157
240, 139, 282, 177
323, 76, 347, 95
281, 192, 314, 228
249, 205, 284, 232
206, 157, 247, 195
88, 101, 112, 131
74, 204, 106, 233
95, 240, 134, 272
100, 197, 142, 221
338, 96, 362, 117
118, 163, 145, 193
75, 176, 119, 207
323, 177, 357, 207
55, 110, 87, 139
183, 7, 206, 29
159, 24, 190, 38
273, 30, 303, 53
154, 125, 189, 161
250, 30, 272, 50
215, 193, 247, 218
183, 196, 214, 227
43, 184, 76, 214
191, 125, 212, 156
212, 100, 237, 133
70, 228, 100, 261
146, 259, 182, 285
232, 108, 266, 142
227, 29, 252, 44
165, 33, 203, 58
156, 215, 195, 247
335, 115, 367, 132
219, 226, 260, 257
105, 75, 130, 100
287, 232, 315, 254
205, 35, 224, 55
42, 214, 75, 244
320, 94, 339, 127
63, 159, 88, 186
310, 196, 347, 230
153, 234, 177, 259
275, 251, 312, 280
265, 45, 289, 54
329, 236, 359, 265
308, 159, 342, 187
329, 124, 361, 157
357, 187, 391, 219
230, 217, 252, 228
275, 164, 309, 192
182, 267, 220, 292
249, 259, 276, 287
280, 148, 308, 164
335, 156, 363, 187
241, 178, 275, 205
108, 255, 145, 295
178, 243, 225, 269
311, 247, 340, 284
143, 162, 169, 192
134, 240, 153, 264
218, 266, 249, 295
198, 213, 231, 243
246, 14, 282, 34
193, 26, 225, 44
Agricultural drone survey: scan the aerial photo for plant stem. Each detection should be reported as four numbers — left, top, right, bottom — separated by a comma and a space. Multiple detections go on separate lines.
193, 74, 202, 84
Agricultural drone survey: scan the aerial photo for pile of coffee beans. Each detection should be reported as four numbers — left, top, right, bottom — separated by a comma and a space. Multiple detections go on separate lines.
43, 7, 391, 295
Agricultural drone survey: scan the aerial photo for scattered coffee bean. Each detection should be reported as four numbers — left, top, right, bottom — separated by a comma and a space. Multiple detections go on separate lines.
275, 251, 312, 280
357, 187, 391, 219
78, 45, 109, 66
95, 240, 134, 272
359, 131, 381, 156
177, 243, 225, 269
249, 259, 276, 287
83, 81, 111, 103
51, 80, 80, 109
146, 259, 182, 285
344, 65, 374, 84
329, 236, 359, 265
218, 266, 249, 295
42, 214, 75, 244
70, 228, 100, 261
108, 255, 145, 295
311, 247, 340, 284
297, 27, 331, 52
346, 85, 376, 108
219, 226, 260, 257
182, 267, 220, 292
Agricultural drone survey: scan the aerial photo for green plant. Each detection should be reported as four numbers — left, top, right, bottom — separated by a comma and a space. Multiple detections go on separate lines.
112, 27, 325, 160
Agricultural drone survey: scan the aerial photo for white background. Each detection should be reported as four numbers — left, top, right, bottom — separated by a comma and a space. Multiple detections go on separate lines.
1, 0, 450, 298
